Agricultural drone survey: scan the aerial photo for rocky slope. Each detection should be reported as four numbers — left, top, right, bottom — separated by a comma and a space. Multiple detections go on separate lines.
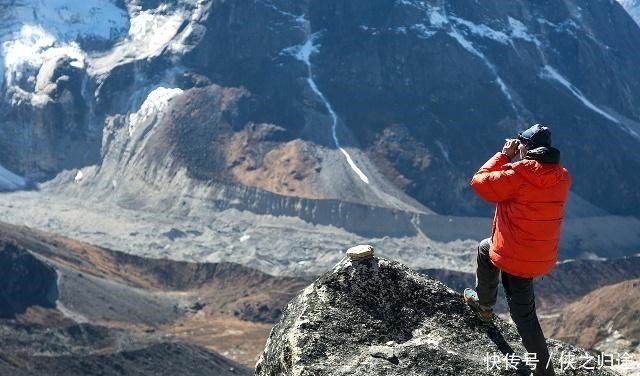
0, 221, 310, 367
256, 253, 618, 375
0, 330, 248, 376
541, 278, 640, 376
2, 0, 640, 232
0, 242, 251, 375
542, 279, 640, 355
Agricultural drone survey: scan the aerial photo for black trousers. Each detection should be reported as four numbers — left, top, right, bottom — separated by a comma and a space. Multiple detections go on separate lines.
475, 238, 555, 376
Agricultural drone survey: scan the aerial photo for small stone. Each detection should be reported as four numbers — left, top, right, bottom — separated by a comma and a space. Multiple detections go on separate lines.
369, 346, 399, 364
346, 245, 374, 261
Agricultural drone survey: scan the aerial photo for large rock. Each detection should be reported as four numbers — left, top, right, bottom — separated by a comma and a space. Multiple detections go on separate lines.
255, 255, 616, 375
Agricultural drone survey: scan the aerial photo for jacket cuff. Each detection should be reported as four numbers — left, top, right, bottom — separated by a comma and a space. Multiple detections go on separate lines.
499, 152, 513, 162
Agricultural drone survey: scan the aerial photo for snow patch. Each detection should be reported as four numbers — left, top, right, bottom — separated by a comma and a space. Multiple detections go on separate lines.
411, 24, 436, 39
447, 28, 482, 56
402, 6, 520, 115
449, 16, 510, 44
286, 23, 371, 185
0, 0, 128, 106
428, 7, 449, 27
448, 28, 518, 114
618, 0, 640, 27
435, 141, 452, 165
0, 0, 128, 90
128, 87, 183, 137
536, 18, 578, 36
257, 0, 301, 20
0, 23, 86, 107
9, 0, 128, 41
508, 17, 541, 46
90, 6, 187, 75
540, 65, 621, 125
2, 25, 57, 87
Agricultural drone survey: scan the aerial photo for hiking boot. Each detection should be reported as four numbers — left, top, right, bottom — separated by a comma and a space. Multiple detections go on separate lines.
463, 288, 493, 322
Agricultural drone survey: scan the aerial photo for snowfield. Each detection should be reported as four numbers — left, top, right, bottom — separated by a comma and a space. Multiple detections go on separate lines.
0, 0, 128, 92
0, 0, 206, 105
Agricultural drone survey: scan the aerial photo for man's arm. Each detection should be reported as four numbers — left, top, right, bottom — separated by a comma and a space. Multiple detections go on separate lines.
470, 152, 522, 202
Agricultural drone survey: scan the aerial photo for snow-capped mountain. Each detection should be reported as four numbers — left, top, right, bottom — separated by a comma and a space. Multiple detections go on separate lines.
618, 0, 640, 26
2, 0, 640, 222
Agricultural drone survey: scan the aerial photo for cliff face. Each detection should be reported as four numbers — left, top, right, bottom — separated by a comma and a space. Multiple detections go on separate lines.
0, 241, 57, 318
255, 254, 616, 375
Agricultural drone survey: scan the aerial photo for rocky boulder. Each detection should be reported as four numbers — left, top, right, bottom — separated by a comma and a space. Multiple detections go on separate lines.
255, 251, 616, 375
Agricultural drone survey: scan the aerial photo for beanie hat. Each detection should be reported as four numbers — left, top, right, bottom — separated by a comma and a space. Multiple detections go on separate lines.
518, 124, 551, 149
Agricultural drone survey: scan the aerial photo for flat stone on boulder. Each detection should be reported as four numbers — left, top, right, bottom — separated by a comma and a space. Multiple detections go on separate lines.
346, 245, 374, 261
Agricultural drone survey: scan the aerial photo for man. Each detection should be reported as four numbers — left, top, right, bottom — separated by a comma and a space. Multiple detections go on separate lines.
465, 124, 571, 376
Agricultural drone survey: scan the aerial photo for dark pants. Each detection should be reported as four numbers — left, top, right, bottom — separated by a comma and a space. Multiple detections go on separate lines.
475, 238, 555, 376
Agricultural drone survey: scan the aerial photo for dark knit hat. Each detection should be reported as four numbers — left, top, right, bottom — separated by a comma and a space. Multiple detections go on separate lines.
518, 124, 551, 149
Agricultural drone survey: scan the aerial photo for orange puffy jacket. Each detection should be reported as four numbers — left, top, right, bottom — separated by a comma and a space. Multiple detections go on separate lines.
470, 150, 571, 278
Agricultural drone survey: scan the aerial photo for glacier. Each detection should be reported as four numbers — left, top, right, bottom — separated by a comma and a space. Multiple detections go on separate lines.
0, 0, 128, 92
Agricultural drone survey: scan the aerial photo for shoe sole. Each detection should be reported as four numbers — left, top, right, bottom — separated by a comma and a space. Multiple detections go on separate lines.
463, 289, 493, 323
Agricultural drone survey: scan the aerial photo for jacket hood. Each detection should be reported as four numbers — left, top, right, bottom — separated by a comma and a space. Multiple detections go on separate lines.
511, 147, 568, 188
524, 146, 560, 164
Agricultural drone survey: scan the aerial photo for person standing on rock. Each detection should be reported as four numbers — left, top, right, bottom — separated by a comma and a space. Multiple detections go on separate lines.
464, 124, 571, 376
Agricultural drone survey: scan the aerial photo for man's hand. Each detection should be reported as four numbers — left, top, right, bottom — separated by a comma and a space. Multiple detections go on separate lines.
501, 139, 519, 160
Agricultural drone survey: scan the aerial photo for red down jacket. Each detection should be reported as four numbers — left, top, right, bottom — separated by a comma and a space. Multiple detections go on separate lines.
470, 150, 572, 278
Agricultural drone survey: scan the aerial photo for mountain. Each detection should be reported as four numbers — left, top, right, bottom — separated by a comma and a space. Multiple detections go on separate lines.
0, 0, 639, 277
2, 0, 640, 229
0, 221, 310, 367
255, 253, 616, 375
541, 278, 640, 376
618, 0, 640, 26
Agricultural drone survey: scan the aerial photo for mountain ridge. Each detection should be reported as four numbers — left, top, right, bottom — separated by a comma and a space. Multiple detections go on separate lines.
2, 0, 640, 220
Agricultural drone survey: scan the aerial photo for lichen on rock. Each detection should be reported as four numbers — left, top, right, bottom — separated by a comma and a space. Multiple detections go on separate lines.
255, 256, 616, 376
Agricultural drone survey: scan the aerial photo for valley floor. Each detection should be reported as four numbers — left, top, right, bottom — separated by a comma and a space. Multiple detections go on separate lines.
0, 190, 479, 277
